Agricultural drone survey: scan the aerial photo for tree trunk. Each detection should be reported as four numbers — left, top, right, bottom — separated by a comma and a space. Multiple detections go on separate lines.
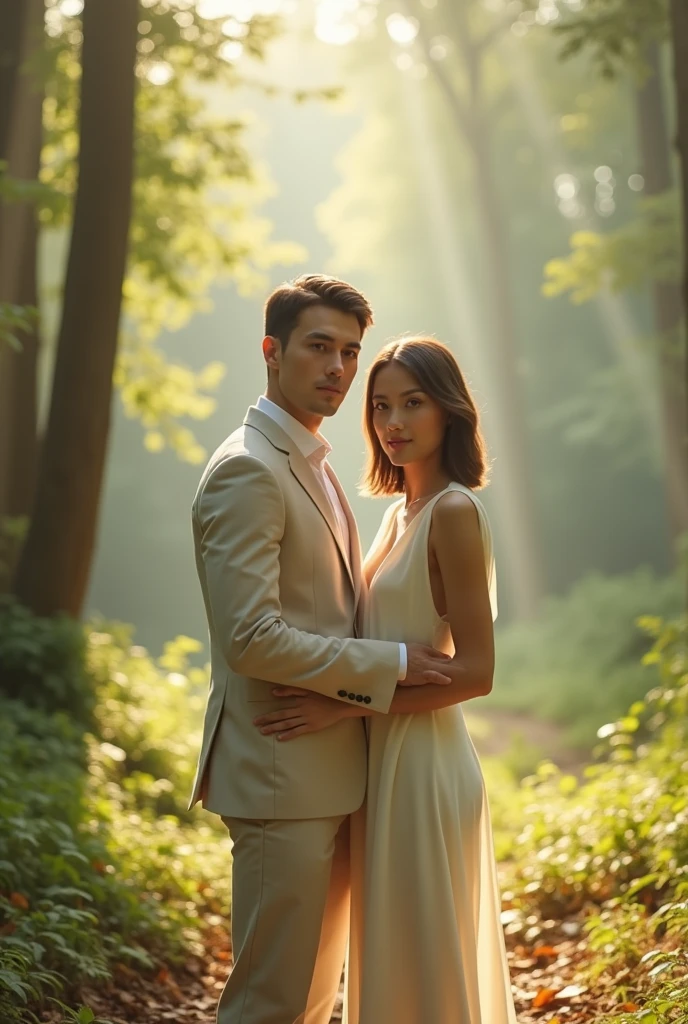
668, 0, 688, 578
13, 0, 138, 617
417, 2, 545, 617
0, 0, 25, 156
635, 40, 688, 544
0, 0, 43, 524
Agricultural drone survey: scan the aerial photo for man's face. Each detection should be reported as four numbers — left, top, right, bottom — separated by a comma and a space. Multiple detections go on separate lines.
263, 304, 363, 424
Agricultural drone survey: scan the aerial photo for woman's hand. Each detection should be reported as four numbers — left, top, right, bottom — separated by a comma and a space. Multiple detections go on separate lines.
253, 691, 356, 741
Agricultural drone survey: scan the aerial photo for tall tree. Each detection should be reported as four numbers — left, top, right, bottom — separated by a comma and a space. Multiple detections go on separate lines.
0, 1, 24, 154
634, 41, 688, 539
0, 0, 43, 522
669, 0, 688, 510
537, 0, 687, 548
404, 0, 545, 617
14, 0, 139, 617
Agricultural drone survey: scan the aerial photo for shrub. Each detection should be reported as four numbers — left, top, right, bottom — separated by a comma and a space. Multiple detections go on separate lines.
494, 616, 688, 1023
0, 598, 93, 727
0, 614, 230, 1021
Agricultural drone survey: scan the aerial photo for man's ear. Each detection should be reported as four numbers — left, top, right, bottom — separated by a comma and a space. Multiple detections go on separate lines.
262, 335, 281, 371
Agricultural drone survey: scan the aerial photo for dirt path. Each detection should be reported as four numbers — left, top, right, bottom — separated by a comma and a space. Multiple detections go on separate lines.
467, 706, 588, 774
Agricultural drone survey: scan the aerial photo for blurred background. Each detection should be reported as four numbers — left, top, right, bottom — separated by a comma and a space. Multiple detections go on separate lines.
1, 1, 687, 1021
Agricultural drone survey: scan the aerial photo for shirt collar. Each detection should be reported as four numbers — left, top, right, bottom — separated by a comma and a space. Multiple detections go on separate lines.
256, 395, 331, 464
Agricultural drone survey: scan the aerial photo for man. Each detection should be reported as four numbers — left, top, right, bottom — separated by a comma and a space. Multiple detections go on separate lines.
190, 274, 451, 1024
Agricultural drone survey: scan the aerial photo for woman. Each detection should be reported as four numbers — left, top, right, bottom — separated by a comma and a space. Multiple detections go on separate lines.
256, 337, 516, 1024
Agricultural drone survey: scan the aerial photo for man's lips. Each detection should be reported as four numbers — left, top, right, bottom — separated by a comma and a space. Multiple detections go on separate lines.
317, 385, 342, 395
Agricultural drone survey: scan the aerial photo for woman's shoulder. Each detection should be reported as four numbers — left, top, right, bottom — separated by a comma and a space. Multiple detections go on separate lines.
432, 486, 482, 527
430, 486, 492, 555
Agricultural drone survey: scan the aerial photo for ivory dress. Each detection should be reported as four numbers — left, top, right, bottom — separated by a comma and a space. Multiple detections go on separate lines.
345, 483, 517, 1024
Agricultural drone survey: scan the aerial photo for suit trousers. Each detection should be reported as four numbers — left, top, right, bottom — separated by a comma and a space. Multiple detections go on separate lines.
219, 814, 350, 1024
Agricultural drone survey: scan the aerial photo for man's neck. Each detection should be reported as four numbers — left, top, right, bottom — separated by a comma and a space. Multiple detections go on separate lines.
263, 387, 322, 435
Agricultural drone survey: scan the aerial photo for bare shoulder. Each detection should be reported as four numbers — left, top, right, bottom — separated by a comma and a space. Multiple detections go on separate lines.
432, 490, 480, 533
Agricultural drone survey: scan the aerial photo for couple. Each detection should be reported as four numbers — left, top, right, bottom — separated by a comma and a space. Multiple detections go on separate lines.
189, 274, 517, 1024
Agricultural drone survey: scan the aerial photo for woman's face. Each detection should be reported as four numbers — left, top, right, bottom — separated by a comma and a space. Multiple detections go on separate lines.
371, 360, 448, 469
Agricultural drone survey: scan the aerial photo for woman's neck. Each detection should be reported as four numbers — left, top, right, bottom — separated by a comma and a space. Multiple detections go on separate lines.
403, 460, 451, 507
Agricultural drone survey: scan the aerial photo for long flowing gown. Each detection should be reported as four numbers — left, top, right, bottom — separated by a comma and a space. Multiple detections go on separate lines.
345, 482, 517, 1024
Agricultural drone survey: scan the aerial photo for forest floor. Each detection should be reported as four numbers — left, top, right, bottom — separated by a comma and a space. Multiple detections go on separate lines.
46, 711, 621, 1024
53, 910, 630, 1024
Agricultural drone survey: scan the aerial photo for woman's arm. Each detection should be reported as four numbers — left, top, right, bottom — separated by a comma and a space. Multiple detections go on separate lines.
254, 492, 493, 739
386, 491, 494, 714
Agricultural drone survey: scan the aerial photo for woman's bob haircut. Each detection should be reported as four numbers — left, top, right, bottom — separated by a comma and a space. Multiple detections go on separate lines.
362, 336, 489, 496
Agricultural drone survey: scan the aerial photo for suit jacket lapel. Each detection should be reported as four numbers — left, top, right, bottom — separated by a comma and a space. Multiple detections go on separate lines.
245, 406, 356, 595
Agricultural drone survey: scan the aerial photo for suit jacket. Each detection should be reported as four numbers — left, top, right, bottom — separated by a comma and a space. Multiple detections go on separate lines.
189, 406, 400, 819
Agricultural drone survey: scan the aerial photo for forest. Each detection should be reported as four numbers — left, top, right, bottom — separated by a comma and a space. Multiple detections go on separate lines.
0, 0, 686, 1021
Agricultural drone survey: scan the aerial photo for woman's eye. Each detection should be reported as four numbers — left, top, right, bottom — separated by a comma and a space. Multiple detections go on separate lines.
407, 399, 421, 408
373, 402, 387, 411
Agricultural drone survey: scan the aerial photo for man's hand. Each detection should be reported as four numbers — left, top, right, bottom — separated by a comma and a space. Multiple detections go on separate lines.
403, 644, 453, 686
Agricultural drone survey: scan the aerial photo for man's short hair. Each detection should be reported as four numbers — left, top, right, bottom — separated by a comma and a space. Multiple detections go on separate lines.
264, 274, 374, 348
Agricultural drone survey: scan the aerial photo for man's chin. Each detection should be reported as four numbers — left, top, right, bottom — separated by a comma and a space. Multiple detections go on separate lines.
311, 394, 344, 416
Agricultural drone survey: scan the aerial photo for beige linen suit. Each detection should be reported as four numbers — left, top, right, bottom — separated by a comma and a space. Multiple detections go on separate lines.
190, 404, 400, 1024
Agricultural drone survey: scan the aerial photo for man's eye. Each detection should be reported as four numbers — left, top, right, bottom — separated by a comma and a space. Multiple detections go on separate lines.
311, 343, 325, 351
345, 350, 359, 359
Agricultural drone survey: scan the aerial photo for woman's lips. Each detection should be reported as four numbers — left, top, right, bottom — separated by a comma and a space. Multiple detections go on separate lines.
387, 438, 411, 449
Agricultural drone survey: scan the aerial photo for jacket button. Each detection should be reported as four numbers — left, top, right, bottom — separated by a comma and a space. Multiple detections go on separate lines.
338, 690, 347, 697
363, 696, 371, 704
348, 692, 356, 700
356, 694, 364, 702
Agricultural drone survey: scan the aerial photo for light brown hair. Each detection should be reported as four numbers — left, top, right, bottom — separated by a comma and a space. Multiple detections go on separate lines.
264, 274, 374, 348
362, 336, 489, 495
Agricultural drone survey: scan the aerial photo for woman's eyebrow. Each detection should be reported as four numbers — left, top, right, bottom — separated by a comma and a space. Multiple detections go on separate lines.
371, 388, 424, 400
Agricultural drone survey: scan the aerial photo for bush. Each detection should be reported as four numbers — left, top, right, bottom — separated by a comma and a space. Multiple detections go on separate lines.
0, 598, 93, 727
494, 616, 688, 1022
489, 569, 682, 746
0, 614, 230, 1022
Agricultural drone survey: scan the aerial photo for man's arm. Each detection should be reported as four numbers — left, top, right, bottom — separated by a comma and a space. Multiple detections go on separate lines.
197, 453, 403, 713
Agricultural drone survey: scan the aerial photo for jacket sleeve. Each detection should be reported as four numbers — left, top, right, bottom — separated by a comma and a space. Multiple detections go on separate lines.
195, 453, 399, 713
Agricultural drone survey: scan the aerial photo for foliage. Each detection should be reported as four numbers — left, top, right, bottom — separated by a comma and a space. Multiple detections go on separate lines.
0, 611, 229, 1021
545, 0, 668, 79
0, 598, 92, 726
489, 568, 683, 746
0, 303, 38, 353
544, 192, 681, 303
39, 0, 304, 461
491, 616, 688, 1022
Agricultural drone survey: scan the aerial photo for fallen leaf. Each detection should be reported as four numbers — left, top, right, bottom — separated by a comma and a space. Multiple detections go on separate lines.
533, 988, 559, 1008
9, 892, 29, 909
533, 945, 558, 958
156, 967, 170, 984
619, 1004, 640, 1012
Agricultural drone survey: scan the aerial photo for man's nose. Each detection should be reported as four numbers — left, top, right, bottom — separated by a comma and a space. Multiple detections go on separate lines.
326, 355, 344, 377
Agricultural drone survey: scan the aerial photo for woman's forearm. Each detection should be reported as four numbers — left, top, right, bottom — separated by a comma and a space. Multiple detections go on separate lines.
388, 658, 492, 714
336, 658, 492, 719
